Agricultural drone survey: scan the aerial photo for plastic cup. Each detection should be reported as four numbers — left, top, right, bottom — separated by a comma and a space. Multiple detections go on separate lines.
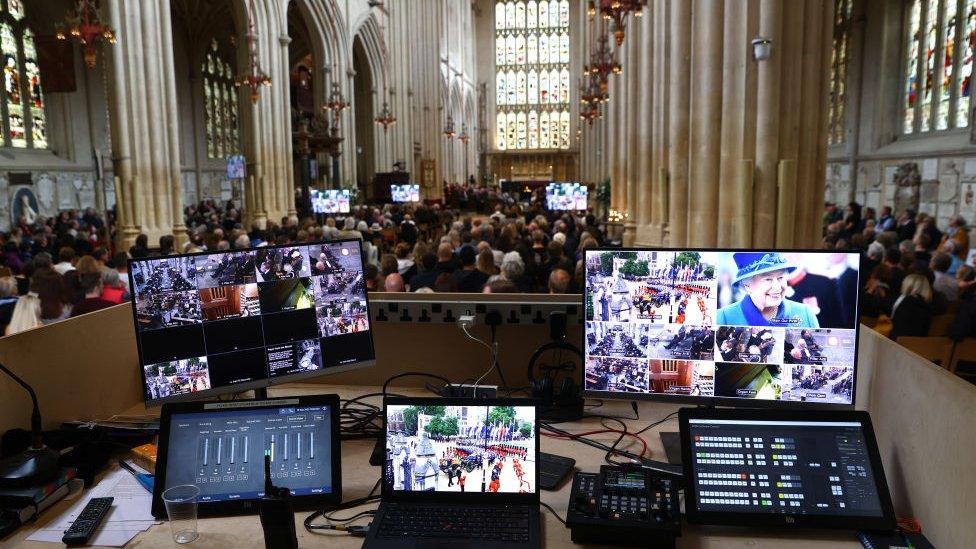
162, 485, 200, 544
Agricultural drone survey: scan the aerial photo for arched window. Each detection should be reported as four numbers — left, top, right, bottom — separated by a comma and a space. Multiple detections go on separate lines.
902, 0, 976, 135
829, 0, 854, 145
202, 39, 240, 159
1, 0, 46, 149
494, 0, 571, 150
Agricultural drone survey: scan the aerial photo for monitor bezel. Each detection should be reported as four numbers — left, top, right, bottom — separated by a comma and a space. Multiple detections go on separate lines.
678, 407, 896, 532
381, 396, 541, 505
151, 394, 343, 518
127, 238, 376, 405
580, 247, 861, 410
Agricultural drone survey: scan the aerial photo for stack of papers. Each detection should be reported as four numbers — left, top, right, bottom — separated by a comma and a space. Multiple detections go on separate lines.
26, 467, 160, 547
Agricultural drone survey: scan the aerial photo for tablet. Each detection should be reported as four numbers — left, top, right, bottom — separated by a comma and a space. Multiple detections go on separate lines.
679, 408, 896, 532
152, 395, 341, 518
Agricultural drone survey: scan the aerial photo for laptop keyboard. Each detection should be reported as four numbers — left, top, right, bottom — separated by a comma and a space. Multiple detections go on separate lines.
377, 504, 531, 543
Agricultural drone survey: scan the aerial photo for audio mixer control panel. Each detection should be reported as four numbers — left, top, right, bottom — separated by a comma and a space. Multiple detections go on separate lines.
165, 406, 334, 502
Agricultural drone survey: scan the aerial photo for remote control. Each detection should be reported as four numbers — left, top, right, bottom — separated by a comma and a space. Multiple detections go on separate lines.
62, 497, 114, 546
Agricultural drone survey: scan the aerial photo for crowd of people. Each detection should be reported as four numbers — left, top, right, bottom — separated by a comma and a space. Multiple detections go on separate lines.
823, 201, 976, 348
0, 184, 605, 336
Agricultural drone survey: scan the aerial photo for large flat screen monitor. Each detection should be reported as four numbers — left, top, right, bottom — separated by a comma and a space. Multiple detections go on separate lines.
545, 182, 587, 211
583, 249, 860, 408
311, 189, 350, 214
128, 239, 375, 403
390, 184, 420, 203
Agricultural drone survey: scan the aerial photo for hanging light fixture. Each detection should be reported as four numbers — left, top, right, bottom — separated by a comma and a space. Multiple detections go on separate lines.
457, 123, 470, 144
374, 100, 396, 132
594, 0, 646, 46
56, 0, 117, 69
235, 0, 272, 103
442, 111, 456, 139
323, 68, 350, 131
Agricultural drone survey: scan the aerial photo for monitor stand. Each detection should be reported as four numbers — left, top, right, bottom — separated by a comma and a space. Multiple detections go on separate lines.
660, 432, 682, 465
252, 387, 269, 400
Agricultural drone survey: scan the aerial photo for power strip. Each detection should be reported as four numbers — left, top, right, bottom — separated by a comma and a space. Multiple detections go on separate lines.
441, 384, 499, 398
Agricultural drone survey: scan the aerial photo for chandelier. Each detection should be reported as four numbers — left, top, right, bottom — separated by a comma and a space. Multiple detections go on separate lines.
587, 32, 621, 80
374, 87, 396, 133
56, 0, 117, 69
442, 112, 456, 138
323, 78, 350, 129
579, 74, 605, 125
588, 0, 646, 46
374, 100, 396, 132
235, 0, 271, 104
457, 124, 470, 144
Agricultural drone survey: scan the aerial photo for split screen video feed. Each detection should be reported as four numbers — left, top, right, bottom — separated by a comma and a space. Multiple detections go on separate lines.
384, 405, 537, 494
545, 182, 587, 211
130, 240, 374, 401
583, 250, 859, 405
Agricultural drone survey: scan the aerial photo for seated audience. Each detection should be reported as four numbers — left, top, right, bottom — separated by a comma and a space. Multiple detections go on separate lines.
889, 274, 934, 340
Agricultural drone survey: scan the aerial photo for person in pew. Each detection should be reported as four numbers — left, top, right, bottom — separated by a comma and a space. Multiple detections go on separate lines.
889, 274, 934, 341
70, 268, 117, 317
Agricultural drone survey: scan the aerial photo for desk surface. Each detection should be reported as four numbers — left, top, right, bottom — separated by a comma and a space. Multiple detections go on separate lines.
6, 384, 862, 548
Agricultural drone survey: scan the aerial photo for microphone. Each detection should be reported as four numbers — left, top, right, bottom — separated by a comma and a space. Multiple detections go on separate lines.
0, 360, 59, 488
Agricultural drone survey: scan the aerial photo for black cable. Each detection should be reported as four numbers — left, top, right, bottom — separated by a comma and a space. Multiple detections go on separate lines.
489, 324, 511, 392
633, 410, 679, 436
304, 478, 382, 534
540, 502, 566, 526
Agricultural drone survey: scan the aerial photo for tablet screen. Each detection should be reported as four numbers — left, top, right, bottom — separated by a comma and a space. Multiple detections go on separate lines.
163, 404, 335, 503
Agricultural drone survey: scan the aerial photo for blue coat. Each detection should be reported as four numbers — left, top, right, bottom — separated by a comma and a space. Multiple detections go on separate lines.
716, 295, 820, 328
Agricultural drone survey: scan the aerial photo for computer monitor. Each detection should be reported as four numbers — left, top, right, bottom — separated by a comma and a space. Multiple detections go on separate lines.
311, 189, 350, 214
390, 184, 420, 203
582, 249, 860, 408
545, 182, 587, 211
128, 239, 375, 403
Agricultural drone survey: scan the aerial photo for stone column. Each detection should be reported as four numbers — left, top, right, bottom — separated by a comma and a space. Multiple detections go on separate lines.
602, 0, 834, 249
106, 0, 186, 250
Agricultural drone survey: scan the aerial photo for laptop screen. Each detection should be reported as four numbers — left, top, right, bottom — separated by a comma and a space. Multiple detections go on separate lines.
383, 403, 538, 495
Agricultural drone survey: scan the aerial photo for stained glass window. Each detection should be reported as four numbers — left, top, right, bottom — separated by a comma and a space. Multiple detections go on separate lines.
902, 0, 976, 134
494, 1, 571, 150
497, 112, 507, 149
958, 0, 976, 127
0, 3, 45, 149
528, 110, 539, 148
202, 39, 240, 159
528, 69, 538, 104
828, 0, 853, 145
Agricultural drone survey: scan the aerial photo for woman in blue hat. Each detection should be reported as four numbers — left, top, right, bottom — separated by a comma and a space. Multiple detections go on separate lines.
716, 253, 820, 328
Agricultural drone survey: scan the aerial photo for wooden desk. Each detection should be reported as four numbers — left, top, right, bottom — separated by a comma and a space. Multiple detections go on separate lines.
6, 384, 859, 548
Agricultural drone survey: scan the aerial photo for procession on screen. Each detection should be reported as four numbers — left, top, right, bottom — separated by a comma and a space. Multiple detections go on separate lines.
584, 250, 859, 405
385, 405, 536, 494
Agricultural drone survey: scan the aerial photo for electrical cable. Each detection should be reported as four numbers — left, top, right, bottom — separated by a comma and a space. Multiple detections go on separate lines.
540, 502, 566, 526
304, 478, 382, 536
489, 324, 511, 392
462, 323, 499, 389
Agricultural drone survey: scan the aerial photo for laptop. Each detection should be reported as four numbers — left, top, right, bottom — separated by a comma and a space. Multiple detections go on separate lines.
362, 397, 541, 548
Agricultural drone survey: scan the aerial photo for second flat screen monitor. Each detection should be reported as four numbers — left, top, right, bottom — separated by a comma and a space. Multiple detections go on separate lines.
582, 249, 860, 408
129, 239, 375, 403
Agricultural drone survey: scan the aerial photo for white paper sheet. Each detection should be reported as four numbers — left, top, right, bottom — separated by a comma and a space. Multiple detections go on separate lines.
26, 468, 159, 546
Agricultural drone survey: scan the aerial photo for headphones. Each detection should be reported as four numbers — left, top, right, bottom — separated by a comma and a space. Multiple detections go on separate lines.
527, 312, 584, 418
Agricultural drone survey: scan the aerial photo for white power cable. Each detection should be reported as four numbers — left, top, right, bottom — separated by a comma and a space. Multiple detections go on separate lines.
461, 323, 498, 391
